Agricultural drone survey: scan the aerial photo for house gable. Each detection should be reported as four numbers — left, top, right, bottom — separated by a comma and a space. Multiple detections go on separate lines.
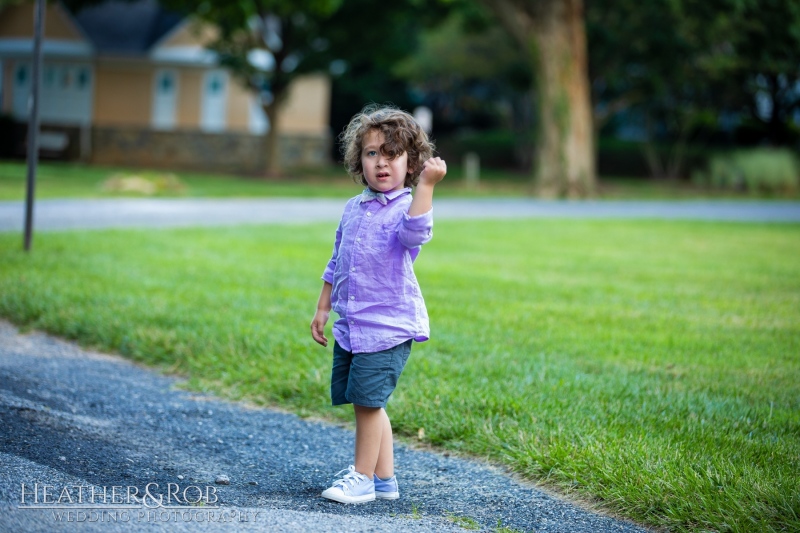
0, 3, 85, 41
156, 17, 217, 49
0, 2, 93, 57
149, 17, 218, 66
0, 3, 94, 121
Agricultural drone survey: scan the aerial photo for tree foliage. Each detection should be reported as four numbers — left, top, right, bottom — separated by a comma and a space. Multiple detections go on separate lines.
394, 8, 531, 127
724, 0, 800, 144
157, 0, 447, 172
310, 0, 451, 156
156, 0, 343, 173
587, 0, 800, 178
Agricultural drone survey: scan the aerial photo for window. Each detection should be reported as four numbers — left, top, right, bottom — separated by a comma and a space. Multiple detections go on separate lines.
77, 68, 90, 91
15, 64, 28, 85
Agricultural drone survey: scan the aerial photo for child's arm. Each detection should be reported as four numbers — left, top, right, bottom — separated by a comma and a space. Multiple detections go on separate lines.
311, 281, 332, 347
313, 209, 346, 347
408, 157, 447, 217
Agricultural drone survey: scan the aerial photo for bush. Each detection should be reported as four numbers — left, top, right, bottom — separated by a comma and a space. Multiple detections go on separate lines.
692, 148, 799, 193
436, 129, 523, 169
597, 137, 714, 179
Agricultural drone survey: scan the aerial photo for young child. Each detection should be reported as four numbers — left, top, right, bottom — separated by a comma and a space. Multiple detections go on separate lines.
310, 104, 446, 504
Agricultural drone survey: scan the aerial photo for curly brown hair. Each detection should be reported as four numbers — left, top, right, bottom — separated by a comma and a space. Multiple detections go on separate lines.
339, 104, 435, 188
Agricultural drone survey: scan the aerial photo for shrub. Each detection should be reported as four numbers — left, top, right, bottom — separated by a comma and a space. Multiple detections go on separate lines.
436, 129, 522, 169
692, 148, 799, 193
101, 172, 188, 195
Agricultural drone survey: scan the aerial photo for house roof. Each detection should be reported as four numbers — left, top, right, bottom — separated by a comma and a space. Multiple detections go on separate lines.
69, 0, 183, 55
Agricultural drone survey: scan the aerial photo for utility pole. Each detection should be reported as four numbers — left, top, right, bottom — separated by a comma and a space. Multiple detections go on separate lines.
24, 0, 45, 251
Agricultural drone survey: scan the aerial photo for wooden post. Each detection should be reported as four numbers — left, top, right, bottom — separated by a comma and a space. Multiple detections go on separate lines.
464, 152, 480, 189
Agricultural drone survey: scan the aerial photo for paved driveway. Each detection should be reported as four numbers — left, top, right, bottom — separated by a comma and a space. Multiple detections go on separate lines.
1, 198, 799, 232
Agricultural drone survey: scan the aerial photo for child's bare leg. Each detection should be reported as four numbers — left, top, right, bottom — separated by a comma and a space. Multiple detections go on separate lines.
353, 404, 383, 478
374, 408, 394, 479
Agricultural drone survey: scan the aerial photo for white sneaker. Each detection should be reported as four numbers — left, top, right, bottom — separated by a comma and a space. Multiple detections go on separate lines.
321, 466, 375, 504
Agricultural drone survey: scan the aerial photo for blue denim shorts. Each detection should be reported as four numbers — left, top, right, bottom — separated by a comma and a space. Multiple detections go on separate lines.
331, 340, 412, 408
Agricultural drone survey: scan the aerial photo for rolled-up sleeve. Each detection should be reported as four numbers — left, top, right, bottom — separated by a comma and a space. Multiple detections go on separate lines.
398, 209, 433, 249
322, 220, 343, 284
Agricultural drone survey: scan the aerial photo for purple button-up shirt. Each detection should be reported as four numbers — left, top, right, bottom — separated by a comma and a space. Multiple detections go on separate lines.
322, 187, 434, 354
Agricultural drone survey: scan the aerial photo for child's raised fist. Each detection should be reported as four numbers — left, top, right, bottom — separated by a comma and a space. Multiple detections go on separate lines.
418, 157, 447, 186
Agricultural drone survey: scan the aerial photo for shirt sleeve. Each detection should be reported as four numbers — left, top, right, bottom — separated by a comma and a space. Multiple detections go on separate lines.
321, 215, 344, 284
397, 208, 433, 249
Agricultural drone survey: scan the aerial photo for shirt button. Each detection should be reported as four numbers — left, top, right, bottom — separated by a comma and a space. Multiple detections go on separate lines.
351, 267, 356, 272
366, 212, 372, 217
356, 237, 361, 242
350, 320, 354, 325
350, 295, 355, 300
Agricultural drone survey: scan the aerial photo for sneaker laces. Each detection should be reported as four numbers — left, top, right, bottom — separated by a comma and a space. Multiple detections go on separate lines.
331, 465, 368, 495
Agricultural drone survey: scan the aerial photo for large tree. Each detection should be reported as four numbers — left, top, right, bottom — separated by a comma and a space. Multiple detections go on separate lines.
588, 0, 752, 179
161, 0, 343, 175
161, 0, 449, 175
480, 0, 595, 197
309, 0, 451, 160
725, 0, 800, 145
393, 8, 533, 169
587, 0, 800, 179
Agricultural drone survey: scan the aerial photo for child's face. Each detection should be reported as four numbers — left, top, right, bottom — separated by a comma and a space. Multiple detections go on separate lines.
361, 129, 409, 193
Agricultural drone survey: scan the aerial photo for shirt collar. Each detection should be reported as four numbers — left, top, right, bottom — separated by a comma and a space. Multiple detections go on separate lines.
360, 187, 411, 205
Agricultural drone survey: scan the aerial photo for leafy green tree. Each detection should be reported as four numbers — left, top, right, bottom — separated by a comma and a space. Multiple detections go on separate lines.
393, 7, 533, 168
309, 0, 451, 161
326, 0, 601, 196
587, 0, 800, 179
159, 0, 342, 175
393, 10, 531, 125
478, 0, 596, 197
160, 0, 447, 174
725, 0, 800, 145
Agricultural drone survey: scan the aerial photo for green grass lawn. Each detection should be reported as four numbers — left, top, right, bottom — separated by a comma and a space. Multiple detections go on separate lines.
1, 219, 798, 532
3, 160, 796, 201
0, 160, 537, 200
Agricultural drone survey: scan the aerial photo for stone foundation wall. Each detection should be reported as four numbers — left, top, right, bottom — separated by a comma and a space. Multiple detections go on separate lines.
90, 127, 331, 174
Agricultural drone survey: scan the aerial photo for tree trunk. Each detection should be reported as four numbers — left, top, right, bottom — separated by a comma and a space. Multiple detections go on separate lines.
642, 109, 694, 180
486, 0, 596, 197
257, 12, 290, 177
257, 76, 291, 177
263, 100, 281, 177
530, 0, 595, 197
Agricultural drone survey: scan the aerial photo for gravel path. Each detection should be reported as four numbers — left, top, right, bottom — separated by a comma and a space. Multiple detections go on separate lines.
0, 198, 799, 232
0, 321, 650, 532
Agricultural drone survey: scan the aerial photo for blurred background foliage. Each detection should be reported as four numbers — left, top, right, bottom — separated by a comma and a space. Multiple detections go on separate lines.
239, 0, 800, 190
24, 0, 800, 193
